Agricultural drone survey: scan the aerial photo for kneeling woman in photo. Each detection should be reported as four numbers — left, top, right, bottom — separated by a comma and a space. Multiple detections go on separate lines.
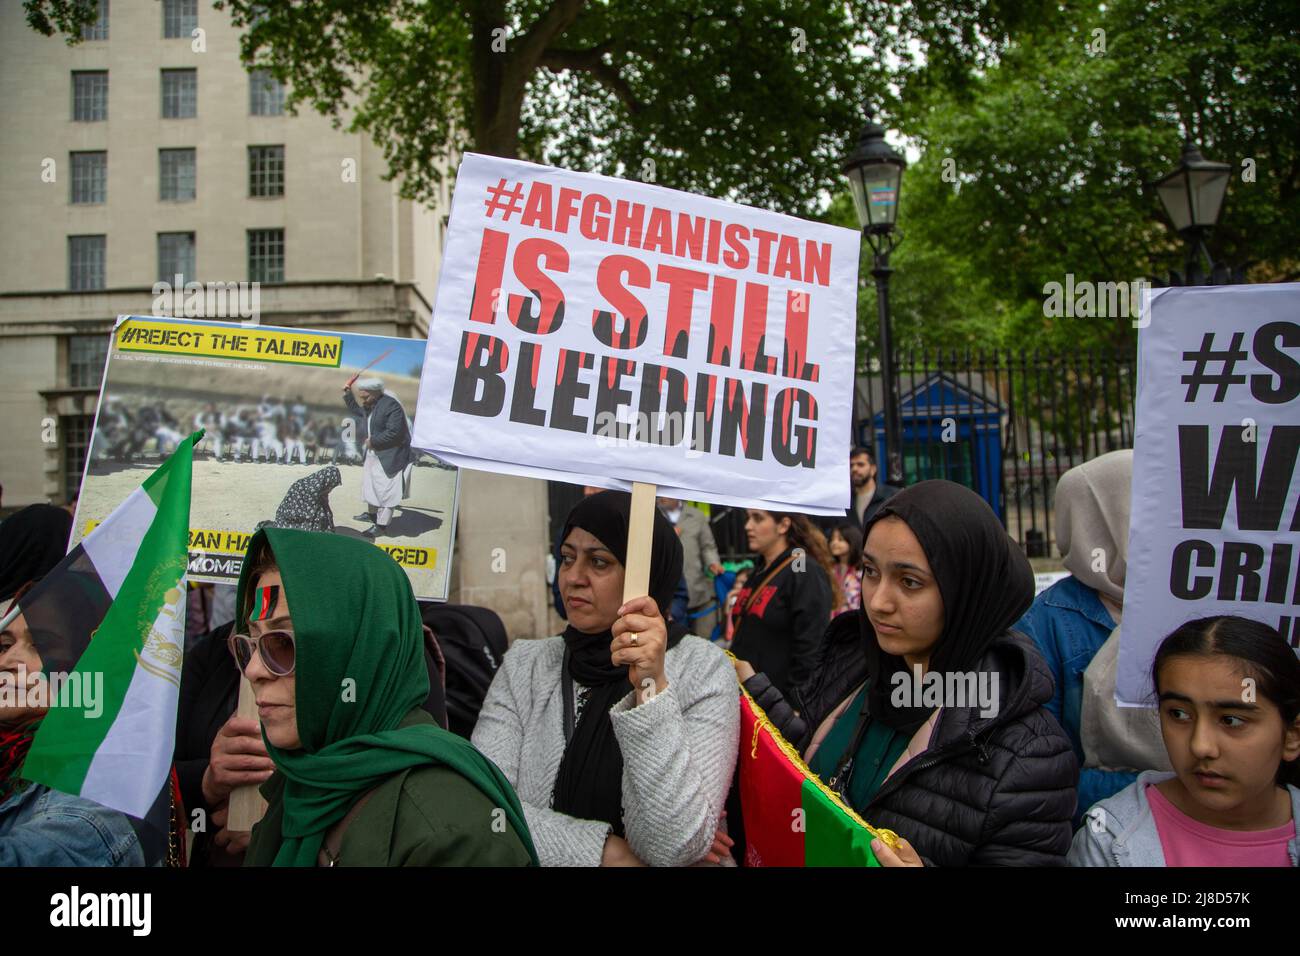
737, 480, 1078, 866
473, 491, 740, 866
237, 529, 536, 866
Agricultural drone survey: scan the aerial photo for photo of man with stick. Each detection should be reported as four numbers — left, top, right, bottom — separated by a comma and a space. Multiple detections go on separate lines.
344, 372, 416, 538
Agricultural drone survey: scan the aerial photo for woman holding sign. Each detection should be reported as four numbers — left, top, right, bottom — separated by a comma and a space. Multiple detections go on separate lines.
473, 491, 740, 866
736, 481, 1078, 866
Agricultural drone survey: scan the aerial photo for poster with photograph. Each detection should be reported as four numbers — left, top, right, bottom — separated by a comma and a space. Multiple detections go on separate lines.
71, 316, 459, 601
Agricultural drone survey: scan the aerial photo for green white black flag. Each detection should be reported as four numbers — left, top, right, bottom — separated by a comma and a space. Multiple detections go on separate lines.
8, 431, 198, 818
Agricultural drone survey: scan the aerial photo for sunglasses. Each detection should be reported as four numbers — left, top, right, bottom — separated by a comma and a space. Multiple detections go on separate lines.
228, 630, 296, 677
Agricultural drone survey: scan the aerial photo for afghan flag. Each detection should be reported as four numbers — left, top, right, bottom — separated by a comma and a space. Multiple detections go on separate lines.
737, 675, 900, 866
3, 431, 199, 854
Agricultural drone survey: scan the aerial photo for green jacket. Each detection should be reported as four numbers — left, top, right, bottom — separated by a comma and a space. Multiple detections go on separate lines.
245, 712, 534, 867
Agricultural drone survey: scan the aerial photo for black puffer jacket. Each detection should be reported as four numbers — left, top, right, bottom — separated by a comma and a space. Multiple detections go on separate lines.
746, 612, 1079, 866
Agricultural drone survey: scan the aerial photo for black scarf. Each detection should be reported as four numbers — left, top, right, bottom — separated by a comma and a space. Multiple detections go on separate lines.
0, 505, 72, 603
551, 491, 687, 835
860, 481, 1035, 732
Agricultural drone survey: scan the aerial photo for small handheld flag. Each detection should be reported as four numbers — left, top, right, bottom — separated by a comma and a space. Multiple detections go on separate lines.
734, 658, 901, 867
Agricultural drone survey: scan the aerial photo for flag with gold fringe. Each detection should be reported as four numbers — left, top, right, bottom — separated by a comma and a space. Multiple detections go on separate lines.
737, 675, 900, 866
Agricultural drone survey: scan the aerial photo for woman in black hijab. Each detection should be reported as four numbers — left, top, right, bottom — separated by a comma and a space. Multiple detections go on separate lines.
736, 480, 1078, 866
473, 491, 740, 866
0, 505, 73, 603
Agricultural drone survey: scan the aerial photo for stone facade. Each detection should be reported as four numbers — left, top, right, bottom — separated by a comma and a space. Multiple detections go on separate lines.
0, 0, 551, 640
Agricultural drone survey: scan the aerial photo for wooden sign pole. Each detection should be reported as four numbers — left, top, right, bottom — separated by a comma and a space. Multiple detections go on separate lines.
622, 482, 657, 604
226, 676, 268, 832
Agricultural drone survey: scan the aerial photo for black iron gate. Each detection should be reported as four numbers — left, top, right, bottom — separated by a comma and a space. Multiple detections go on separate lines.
709, 347, 1137, 562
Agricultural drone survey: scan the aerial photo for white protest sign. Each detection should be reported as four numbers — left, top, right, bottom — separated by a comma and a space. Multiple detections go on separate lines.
1118, 283, 1300, 706
412, 153, 860, 514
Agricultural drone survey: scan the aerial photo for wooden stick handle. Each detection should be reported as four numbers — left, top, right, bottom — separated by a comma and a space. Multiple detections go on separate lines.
622, 482, 657, 604
226, 676, 268, 832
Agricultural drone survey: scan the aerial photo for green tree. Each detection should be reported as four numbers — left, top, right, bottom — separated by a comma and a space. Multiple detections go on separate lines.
24, 0, 1050, 218
871, 0, 1300, 353
30, 1, 1288, 356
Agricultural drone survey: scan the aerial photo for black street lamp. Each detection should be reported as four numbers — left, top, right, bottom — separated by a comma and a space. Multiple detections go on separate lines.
1153, 140, 1232, 285
843, 112, 907, 486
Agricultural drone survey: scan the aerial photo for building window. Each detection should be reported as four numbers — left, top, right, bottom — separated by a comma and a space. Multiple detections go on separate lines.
249, 69, 285, 116
70, 151, 107, 204
163, 0, 197, 38
80, 0, 109, 40
72, 71, 108, 121
69, 335, 110, 389
248, 229, 284, 283
159, 148, 196, 201
158, 232, 196, 284
248, 145, 284, 197
68, 235, 106, 291
63, 414, 94, 503
161, 69, 197, 118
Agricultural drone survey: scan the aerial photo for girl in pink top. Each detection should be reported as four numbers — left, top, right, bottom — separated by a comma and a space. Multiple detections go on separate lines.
1070, 615, 1300, 867
827, 524, 863, 618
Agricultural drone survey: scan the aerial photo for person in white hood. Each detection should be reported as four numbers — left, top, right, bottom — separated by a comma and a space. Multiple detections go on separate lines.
1014, 449, 1169, 823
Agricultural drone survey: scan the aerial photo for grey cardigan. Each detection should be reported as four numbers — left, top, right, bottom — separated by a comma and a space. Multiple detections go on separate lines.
1068, 770, 1300, 866
471, 634, 740, 866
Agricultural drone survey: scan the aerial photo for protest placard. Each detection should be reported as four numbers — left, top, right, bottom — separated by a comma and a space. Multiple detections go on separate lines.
1118, 284, 1300, 706
72, 316, 459, 601
412, 153, 861, 515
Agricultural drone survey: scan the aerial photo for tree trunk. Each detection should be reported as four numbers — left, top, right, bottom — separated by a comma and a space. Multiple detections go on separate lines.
470, 12, 523, 159
476, 92, 524, 159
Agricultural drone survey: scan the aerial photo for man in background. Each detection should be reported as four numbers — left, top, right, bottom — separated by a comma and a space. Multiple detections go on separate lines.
658, 497, 724, 638
848, 445, 898, 531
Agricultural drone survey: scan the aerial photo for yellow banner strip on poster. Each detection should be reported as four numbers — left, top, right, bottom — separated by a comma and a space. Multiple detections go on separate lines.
115, 318, 343, 368
83, 521, 435, 570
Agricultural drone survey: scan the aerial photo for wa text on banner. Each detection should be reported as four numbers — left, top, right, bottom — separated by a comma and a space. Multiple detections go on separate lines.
1119, 284, 1300, 706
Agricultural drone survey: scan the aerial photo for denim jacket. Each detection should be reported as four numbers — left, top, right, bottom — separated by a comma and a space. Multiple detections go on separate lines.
1069, 771, 1300, 866
0, 783, 145, 867
1014, 575, 1134, 821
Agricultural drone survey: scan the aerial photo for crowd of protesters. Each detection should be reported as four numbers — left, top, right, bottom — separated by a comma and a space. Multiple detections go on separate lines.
1, 440, 1297, 868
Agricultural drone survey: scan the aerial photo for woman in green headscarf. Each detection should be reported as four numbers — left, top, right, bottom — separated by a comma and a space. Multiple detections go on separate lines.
236, 528, 536, 866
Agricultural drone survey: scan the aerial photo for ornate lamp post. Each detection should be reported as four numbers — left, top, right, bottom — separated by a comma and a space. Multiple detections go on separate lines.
1153, 140, 1232, 285
843, 112, 907, 485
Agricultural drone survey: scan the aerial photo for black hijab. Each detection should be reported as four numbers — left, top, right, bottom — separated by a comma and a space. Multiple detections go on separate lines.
0, 504, 73, 603
860, 481, 1035, 732
551, 491, 687, 835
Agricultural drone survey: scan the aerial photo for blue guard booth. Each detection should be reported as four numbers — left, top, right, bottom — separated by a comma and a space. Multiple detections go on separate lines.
857, 372, 1005, 520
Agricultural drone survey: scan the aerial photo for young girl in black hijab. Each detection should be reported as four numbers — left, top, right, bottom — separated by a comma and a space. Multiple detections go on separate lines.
736, 480, 1078, 866
473, 491, 740, 866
